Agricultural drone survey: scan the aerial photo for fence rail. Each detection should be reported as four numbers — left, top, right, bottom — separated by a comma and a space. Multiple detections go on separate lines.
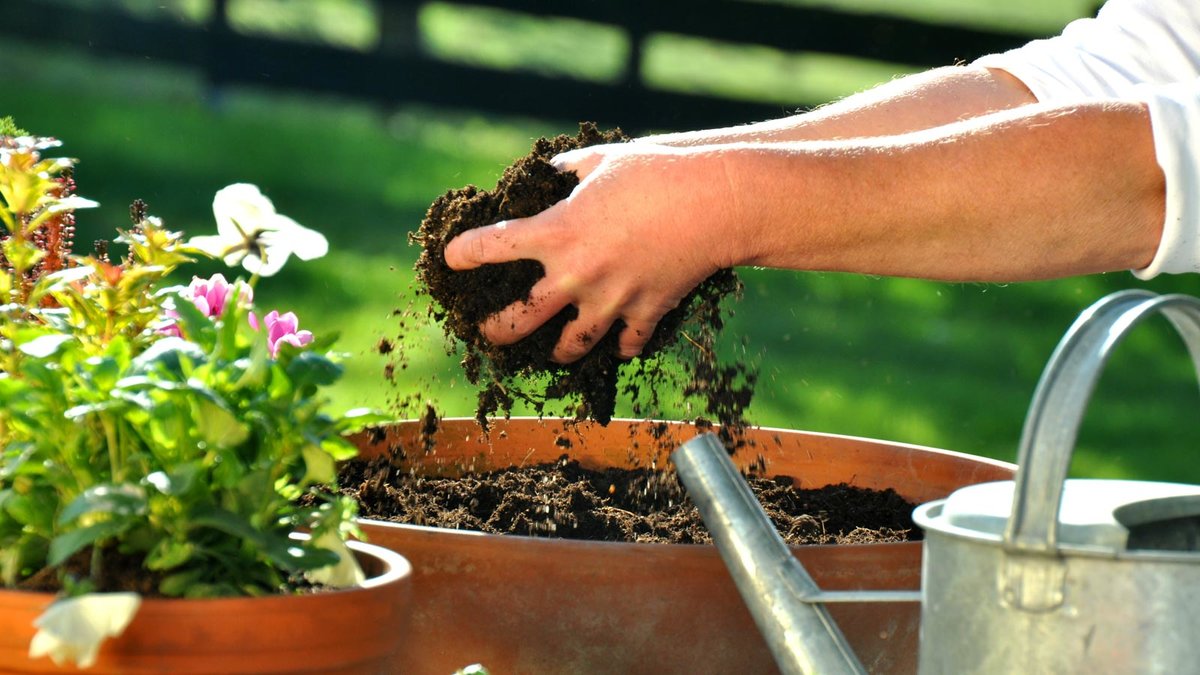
5, 0, 1050, 131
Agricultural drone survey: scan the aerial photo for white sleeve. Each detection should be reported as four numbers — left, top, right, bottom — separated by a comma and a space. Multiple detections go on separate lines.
1131, 81, 1200, 278
974, 0, 1200, 277
974, 0, 1200, 98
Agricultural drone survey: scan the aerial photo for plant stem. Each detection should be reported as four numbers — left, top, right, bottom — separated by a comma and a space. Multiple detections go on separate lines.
90, 544, 103, 583
102, 416, 121, 481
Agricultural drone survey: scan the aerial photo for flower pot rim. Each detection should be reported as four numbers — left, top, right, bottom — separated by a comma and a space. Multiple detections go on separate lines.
354, 417, 1017, 552
354, 516, 926, 552
0, 537, 411, 608
385, 415, 1018, 473
344, 538, 412, 590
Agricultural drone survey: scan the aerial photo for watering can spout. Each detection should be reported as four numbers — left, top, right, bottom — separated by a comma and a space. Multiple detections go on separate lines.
673, 433, 868, 675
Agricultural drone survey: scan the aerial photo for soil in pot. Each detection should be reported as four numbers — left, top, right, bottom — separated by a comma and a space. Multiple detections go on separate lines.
406, 123, 754, 447
339, 421, 918, 546
345, 420, 1018, 675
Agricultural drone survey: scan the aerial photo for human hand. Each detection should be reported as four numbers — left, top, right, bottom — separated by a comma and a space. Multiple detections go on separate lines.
443, 142, 735, 363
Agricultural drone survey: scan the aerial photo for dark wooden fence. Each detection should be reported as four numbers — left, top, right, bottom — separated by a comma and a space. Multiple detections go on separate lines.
4, 0, 1053, 131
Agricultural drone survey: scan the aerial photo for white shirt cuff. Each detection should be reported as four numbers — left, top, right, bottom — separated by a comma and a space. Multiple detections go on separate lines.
1130, 81, 1200, 278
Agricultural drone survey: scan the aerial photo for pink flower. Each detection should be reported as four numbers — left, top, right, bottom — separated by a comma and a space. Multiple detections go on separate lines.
187, 274, 250, 318
160, 274, 253, 337
250, 310, 313, 357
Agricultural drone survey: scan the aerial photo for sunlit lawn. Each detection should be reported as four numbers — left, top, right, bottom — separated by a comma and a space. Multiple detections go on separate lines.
4, 0, 1200, 483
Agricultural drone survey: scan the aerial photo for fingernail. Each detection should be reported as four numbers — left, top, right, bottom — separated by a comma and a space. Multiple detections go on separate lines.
550, 149, 582, 171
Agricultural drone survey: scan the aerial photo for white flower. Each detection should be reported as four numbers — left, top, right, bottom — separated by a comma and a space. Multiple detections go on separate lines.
29, 593, 142, 669
304, 529, 365, 588
189, 183, 328, 277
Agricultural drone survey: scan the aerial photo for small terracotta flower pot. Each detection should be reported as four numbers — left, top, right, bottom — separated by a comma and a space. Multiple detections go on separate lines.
352, 418, 1014, 674
0, 540, 412, 674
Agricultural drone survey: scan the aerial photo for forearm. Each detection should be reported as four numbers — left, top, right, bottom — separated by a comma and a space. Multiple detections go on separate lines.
641, 65, 1038, 146
709, 100, 1163, 280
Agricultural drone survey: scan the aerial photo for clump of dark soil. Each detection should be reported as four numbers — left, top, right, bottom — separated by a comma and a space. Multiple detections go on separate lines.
16, 546, 164, 595
341, 454, 917, 545
410, 123, 753, 444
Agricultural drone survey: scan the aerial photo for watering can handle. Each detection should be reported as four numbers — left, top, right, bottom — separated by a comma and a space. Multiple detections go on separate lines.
1004, 289, 1200, 555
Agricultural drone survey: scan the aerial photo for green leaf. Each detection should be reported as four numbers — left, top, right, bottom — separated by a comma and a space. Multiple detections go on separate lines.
145, 464, 201, 497
193, 396, 250, 448
105, 333, 132, 367
2, 237, 44, 274
48, 519, 132, 565
320, 436, 360, 463
298, 330, 340, 355
18, 334, 73, 358
64, 399, 128, 421
232, 340, 270, 390
333, 408, 391, 433
285, 351, 343, 389
145, 538, 194, 571
30, 306, 72, 331
158, 568, 204, 597
191, 506, 337, 571
58, 484, 148, 525
83, 354, 122, 392
0, 375, 30, 406
167, 288, 215, 343
28, 265, 94, 305
301, 444, 336, 485
129, 337, 206, 378
0, 116, 28, 136
145, 398, 184, 452
236, 470, 272, 507
0, 443, 37, 479
267, 365, 293, 399
0, 535, 48, 588
3, 490, 56, 532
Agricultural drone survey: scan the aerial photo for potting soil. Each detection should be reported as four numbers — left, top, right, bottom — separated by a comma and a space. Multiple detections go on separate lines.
341, 452, 917, 545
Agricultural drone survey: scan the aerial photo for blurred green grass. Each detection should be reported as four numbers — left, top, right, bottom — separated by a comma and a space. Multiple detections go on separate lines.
5, 0, 1200, 484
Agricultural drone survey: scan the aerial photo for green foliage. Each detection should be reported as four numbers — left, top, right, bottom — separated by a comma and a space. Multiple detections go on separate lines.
0, 133, 368, 597
0, 117, 27, 137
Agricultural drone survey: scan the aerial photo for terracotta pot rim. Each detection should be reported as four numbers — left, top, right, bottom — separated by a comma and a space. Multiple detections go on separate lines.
345, 538, 412, 589
0, 537, 411, 608
355, 516, 923, 552
406, 415, 1018, 473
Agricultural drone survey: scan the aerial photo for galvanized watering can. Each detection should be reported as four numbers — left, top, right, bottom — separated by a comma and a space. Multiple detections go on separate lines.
675, 289, 1200, 674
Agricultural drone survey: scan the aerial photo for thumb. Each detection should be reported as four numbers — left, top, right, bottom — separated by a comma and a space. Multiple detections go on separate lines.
444, 220, 523, 271
550, 147, 607, 181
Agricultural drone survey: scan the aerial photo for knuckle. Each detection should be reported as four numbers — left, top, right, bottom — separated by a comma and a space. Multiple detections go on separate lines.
469, 232, 488, 264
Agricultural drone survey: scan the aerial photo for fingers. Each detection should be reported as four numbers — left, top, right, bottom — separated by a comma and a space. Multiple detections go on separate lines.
552, 304, 669, 364
552, 310, 618, 364
444, 220, 522, 271
617, 314, 662, 360
484, 284, 671, 363
444, 197, 573, 270
480, 277, 572, 346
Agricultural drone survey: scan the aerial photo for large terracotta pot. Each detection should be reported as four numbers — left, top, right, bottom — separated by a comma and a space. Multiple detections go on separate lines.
353, 418, 1014, 675
0, 540, 412, 674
